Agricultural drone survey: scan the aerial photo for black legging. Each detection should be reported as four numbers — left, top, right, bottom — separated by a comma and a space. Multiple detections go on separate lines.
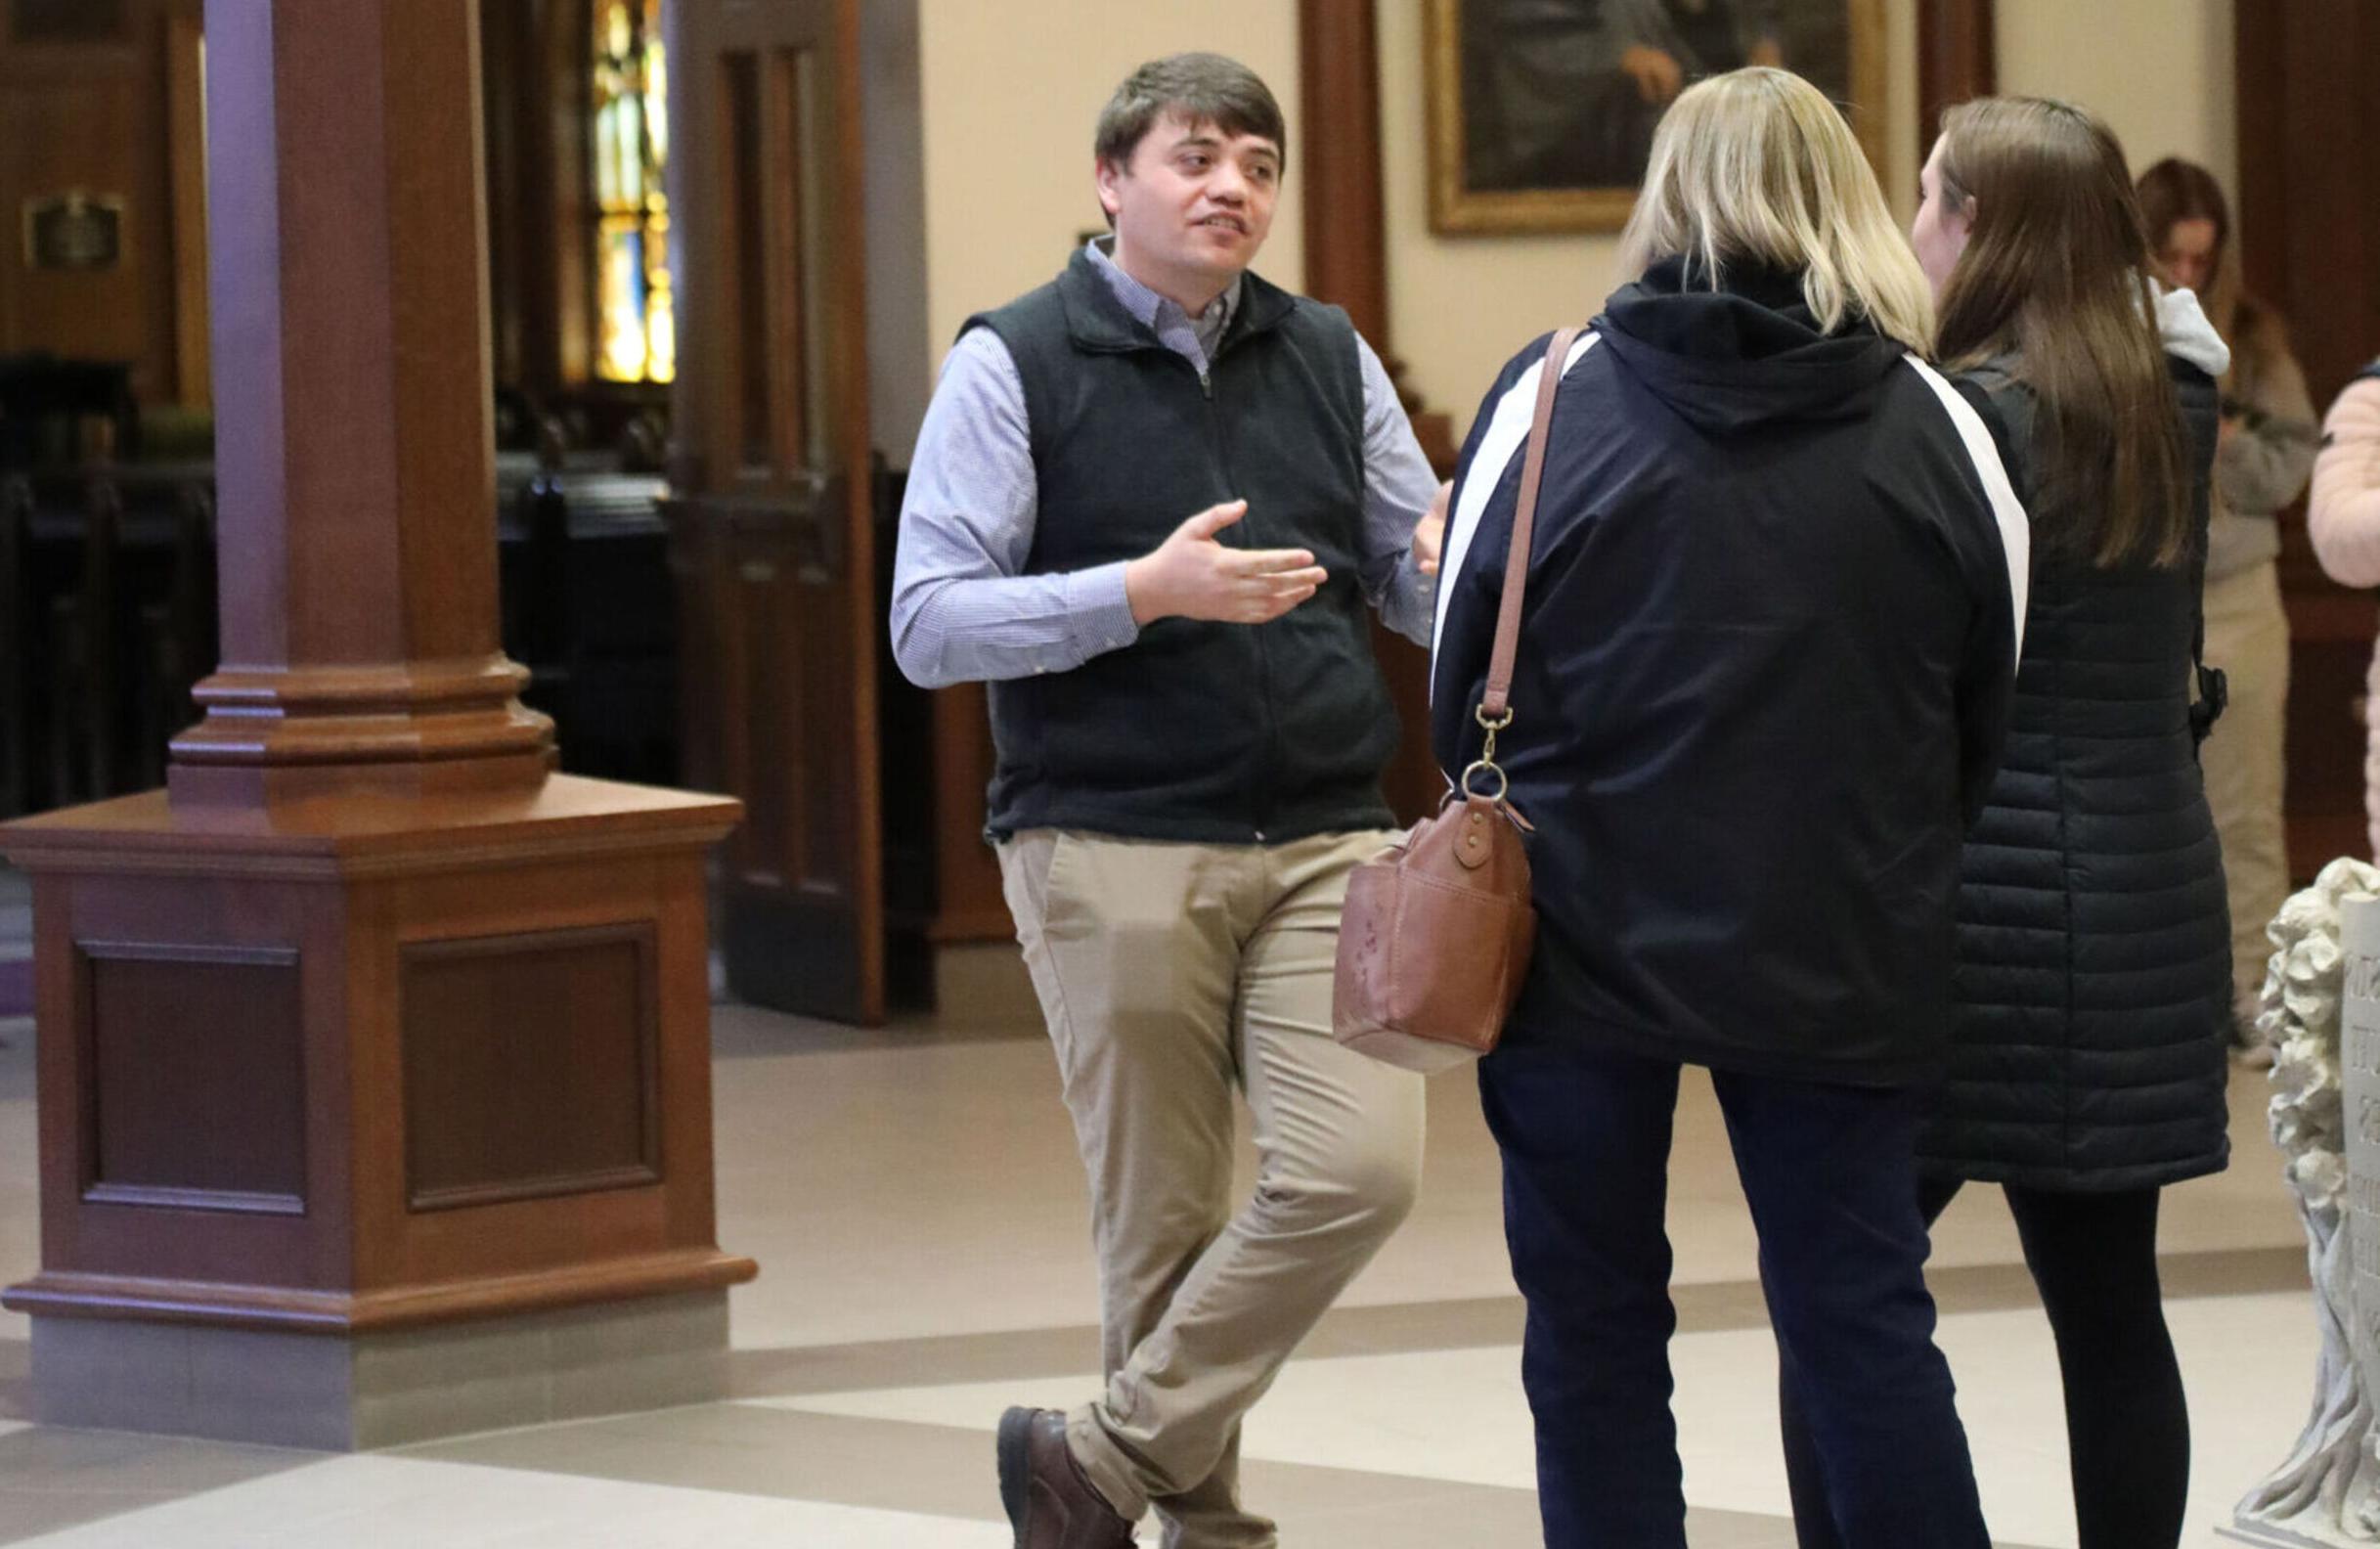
1779, 1180, 2190, 1549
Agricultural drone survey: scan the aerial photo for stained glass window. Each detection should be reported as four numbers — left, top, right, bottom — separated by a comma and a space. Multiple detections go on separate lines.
591, 0, 674, 384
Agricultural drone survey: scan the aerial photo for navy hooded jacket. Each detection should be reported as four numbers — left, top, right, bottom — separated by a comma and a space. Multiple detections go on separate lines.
1432, 259, 2025, 1084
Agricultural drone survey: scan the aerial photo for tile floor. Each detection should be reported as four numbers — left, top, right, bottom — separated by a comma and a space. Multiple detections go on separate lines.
0, 930, 2329, 1547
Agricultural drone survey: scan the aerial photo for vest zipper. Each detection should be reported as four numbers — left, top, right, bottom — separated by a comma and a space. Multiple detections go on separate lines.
1198, 345, 1276, 842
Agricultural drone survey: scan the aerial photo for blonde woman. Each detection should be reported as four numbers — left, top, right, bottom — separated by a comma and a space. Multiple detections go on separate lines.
1432, 67, 2018, 1549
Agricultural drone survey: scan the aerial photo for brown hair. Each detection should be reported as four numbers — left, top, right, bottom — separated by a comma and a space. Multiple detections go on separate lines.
1094, 53, 1285, 173
1934, 98, 2189, 568
2135, 155, 2283, 395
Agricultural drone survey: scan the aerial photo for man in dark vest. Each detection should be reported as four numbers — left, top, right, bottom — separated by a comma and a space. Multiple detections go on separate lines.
890, 52, 1443, 1549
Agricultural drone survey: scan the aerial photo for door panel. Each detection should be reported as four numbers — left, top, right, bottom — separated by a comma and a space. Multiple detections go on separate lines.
666, 0, 881, 1021
2237, 0, 2380, 878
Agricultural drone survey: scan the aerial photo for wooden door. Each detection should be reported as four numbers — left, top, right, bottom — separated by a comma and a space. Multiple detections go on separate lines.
664, 0, 883, 1021
2235, 0, 2380, 878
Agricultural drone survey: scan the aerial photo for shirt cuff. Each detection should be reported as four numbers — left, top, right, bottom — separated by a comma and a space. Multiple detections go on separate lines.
1066, 560, 1141, 663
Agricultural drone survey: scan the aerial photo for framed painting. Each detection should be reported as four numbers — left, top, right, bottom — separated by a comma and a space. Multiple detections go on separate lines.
1427, 0, 1889, 235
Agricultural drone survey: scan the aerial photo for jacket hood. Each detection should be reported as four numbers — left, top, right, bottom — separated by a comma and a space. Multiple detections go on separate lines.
2153, 284, 2231, 377
1592, 256, 1910, 434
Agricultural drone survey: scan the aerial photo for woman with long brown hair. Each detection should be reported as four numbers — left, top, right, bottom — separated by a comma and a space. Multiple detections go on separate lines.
2137, 157, 2317, 1050
1777, 99, 2233, 1549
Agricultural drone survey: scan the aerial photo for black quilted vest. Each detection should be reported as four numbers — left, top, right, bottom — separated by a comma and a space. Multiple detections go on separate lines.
967, 250, 1396, 843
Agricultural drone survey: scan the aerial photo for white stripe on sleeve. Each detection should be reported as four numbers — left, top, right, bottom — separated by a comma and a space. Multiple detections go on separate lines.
1902, 353, 2030, 664
1431, 332, 1602, 691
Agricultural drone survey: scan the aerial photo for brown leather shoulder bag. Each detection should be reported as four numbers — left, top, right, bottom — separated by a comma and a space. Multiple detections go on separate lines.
1333, 326, 1585, 1074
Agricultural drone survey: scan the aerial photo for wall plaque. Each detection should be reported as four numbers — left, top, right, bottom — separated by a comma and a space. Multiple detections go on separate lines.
23, 192, 125, 272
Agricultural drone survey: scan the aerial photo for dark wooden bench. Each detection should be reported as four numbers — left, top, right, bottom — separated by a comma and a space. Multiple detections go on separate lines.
6, 462, 679, 815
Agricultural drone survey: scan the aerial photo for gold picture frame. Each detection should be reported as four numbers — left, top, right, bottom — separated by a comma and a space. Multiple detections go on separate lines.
1427, 0, 1889, 236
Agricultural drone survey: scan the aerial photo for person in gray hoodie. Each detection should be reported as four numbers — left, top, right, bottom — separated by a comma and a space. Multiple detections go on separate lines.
2138, 157, 2319, 1044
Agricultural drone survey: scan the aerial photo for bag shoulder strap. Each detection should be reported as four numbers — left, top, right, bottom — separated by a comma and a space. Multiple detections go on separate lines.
2187, 405, 2227, 742
1480, 326, 1586, 723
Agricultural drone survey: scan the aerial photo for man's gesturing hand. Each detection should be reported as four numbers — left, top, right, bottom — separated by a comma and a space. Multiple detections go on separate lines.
1124, 501, 1329, 626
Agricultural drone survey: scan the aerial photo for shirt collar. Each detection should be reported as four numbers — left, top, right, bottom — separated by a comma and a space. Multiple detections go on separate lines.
1085, 238, 1240, 340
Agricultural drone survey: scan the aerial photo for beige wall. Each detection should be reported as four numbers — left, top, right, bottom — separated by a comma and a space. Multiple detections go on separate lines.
907, 1, 2235, 449
1995, 0, 2235, 195
1377, 0, 1922, 440
914, 0, 1304, 379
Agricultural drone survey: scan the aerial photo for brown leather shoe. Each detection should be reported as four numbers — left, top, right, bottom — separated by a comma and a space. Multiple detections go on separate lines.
996, 1406, 1137, 1548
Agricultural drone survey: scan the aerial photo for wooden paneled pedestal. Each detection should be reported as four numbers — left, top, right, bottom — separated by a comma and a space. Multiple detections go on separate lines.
1, 775, 754, 1446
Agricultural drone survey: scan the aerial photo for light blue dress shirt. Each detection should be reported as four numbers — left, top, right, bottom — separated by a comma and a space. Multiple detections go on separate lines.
889, 241, 1439, 689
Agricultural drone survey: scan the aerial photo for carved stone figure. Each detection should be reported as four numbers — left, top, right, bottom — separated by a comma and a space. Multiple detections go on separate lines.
2226, 859, 2380, 1546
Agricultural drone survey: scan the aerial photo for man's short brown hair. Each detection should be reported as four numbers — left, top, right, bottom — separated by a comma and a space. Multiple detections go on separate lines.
1093, 52, 1286, 172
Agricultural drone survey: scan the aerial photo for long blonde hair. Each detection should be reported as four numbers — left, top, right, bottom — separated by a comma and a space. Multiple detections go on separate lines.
1616, 67, 1933, 354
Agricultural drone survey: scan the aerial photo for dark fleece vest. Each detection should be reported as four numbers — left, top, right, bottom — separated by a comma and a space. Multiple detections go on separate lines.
967, 249, 1395, 843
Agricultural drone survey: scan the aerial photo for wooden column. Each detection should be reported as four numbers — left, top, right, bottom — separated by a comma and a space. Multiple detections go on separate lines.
1917, 0, 1995, 153
166, 0, 554, 800
2235, 0, 2380, 877
1298, 0, 1454, 474
0, 0, 752, 1450
1299, 1, 1389, 347
1299, 0, 1452, 824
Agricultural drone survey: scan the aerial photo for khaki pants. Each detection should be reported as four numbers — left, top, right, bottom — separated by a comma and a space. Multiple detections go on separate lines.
2202, 561, 2292, 1021
996, 828, 1426, 1549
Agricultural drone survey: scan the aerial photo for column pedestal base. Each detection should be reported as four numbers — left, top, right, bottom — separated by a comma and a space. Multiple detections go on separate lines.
2, 773, 753, 1448
27, 1289, 729, 1450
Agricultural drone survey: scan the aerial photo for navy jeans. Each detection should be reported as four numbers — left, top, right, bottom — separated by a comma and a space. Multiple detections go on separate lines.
1478, 1044, 1990, 1549
1782, 1181, 2189, 1549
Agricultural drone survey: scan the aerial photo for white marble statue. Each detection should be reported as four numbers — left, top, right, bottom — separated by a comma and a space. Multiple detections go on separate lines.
2226, 858, 2380, 1547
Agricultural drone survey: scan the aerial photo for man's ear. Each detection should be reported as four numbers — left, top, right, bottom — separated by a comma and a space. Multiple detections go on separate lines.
1094, 156, 1124, 221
